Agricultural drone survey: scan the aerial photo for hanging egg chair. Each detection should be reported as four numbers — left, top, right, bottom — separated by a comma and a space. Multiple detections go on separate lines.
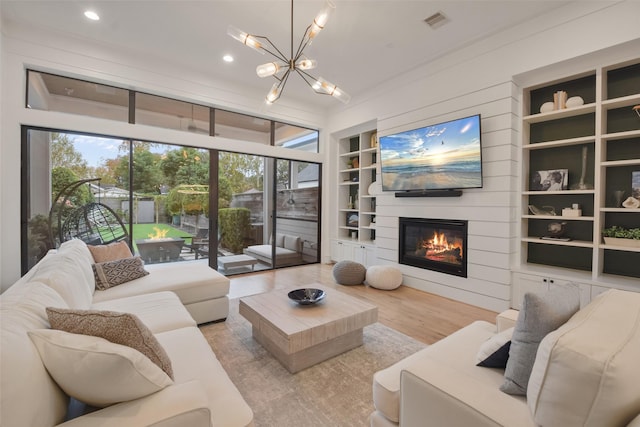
49, 178, 128, 247
60, 202, 127, 245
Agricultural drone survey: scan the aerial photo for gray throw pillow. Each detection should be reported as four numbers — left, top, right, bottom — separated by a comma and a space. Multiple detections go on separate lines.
500, 285, 580, 395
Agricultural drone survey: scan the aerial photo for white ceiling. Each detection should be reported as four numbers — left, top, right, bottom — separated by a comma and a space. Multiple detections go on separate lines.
1, 0, 571, 108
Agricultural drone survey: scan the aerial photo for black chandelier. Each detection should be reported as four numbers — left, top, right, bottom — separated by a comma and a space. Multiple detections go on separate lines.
228, 0, 350, 104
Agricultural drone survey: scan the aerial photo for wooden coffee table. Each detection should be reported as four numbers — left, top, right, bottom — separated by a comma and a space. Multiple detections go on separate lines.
239, 285, 378, 373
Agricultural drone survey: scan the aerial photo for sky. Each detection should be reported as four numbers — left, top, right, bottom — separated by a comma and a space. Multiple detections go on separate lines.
70, 134, 168, 168
70, 134, 124, 168
379, 115, 481, 167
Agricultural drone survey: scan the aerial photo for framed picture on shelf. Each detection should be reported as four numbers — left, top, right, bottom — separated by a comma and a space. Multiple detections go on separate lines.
531, 169, 568, 191
632, 171, 640, 201
347, 213, 359, 227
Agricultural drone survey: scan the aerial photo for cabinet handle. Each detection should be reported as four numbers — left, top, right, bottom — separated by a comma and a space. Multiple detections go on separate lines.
549, 279, 554, 284
543, 278, 548, 283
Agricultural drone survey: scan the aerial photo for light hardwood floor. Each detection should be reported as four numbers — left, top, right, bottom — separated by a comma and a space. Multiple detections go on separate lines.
228, 263, 498, 345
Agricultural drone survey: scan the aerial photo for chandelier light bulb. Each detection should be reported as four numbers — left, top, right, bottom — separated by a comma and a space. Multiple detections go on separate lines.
227, 25, 265, 53
309, 0, 335, 39
295, 58, 317, 71
331, 87, 351, 104
314, 77, 350, 103
266, 83, 282, 104
256, 62, 284, 78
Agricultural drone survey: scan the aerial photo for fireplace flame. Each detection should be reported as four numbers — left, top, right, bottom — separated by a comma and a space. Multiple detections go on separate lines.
148, 227, 169, 240
421, 231, 463, 259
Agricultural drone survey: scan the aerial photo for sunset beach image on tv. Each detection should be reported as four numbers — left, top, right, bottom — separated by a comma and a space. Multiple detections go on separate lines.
379, 114, 482, 192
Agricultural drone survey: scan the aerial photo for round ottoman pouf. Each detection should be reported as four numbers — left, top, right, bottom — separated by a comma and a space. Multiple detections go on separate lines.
332, 260, 366, 285
365, 265, 403, 290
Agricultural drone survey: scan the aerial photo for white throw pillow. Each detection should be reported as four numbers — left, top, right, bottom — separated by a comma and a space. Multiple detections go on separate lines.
58, 239, 97, 293
476, 327, 513, 368
28, 329, 173, 407
29, 253, 93, 309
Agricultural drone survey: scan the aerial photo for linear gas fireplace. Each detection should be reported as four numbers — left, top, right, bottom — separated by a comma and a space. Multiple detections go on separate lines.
399, 217, 468, 278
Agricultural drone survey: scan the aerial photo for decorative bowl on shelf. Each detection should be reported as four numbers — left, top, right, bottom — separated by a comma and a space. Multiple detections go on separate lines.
528, 205, 556, 216
288, 288, 325, 305
547, 221, 567, 237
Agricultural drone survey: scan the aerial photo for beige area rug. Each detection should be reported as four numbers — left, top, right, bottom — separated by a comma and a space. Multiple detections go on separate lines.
199, 299, 427, 427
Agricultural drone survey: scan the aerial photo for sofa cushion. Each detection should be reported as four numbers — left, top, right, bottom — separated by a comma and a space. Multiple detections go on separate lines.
92, 256, 149, 290
283, 235, 301, 252
46, 307, 173, 378
29, 252, 93, 309
476, 327, 513, 368
91, 291, 196, 333
528, 289, 640, 427
28, 329, 173, 407
58, 239, 97, 293
373, 321, 502, 423
155, 326, 254, 427
91, 262, 230, 305
500, 285, 580, 395
88, 240, 133, 263
0, 281, 70, 427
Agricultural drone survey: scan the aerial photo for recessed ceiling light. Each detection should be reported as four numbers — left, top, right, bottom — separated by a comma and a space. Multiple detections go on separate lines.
84, 10, 100, 21
223, 55, 234, 63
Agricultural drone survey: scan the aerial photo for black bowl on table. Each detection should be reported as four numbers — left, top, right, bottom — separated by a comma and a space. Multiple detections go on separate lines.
288, 288, 325, 305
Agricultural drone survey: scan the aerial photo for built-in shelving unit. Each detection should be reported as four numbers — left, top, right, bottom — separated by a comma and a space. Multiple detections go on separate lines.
519, 59, 640, 287
333, 126, 378, 266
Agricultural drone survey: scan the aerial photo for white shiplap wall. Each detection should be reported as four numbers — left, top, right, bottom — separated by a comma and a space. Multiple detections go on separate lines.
371, 82, 519, 312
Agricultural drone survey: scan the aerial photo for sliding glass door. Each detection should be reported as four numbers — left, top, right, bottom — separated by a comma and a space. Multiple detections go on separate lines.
22, 129, 212, 272
22, 128, 320, 276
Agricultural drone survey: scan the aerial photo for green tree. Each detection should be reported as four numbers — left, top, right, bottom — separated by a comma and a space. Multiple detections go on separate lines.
51, 133, 89, 179
161, 148, 209, 187
51, 167, 93, 207
218, 152, 264, 196
114, 143, 164, 194
92, 158, 120, 186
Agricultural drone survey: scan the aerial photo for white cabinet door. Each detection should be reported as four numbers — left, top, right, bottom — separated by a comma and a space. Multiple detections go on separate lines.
513, 272, 591, 309
332, 239, 356, 262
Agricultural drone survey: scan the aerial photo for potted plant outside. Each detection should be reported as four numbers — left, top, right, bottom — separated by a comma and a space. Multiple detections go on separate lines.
602, 226, 640, 248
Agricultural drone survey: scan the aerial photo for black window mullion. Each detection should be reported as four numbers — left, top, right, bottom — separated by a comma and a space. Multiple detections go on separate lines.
209, 148, 219, 270
129, 92, 136, 124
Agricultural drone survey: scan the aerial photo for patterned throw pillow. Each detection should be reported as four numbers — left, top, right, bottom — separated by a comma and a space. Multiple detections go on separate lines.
46, 307, 173, 379
92, 256, 149, 290
88, 241, 133, 263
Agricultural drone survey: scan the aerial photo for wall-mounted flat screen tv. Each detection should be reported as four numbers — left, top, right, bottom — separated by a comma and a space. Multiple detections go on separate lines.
379, 114, 482, 192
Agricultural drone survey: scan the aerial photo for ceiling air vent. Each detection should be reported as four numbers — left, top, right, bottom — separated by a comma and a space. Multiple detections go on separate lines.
424, 12, 448, 29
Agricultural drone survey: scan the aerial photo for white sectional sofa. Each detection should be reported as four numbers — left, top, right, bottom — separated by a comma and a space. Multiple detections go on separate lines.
1, 239, 253, 426
371, 288, 640, 427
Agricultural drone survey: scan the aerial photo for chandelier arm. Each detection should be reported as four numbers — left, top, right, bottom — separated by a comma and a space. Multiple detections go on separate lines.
274, 69, 293, 102
293, 25, 314, 62
250, 35, 289, 62
295, 69, 329, 95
